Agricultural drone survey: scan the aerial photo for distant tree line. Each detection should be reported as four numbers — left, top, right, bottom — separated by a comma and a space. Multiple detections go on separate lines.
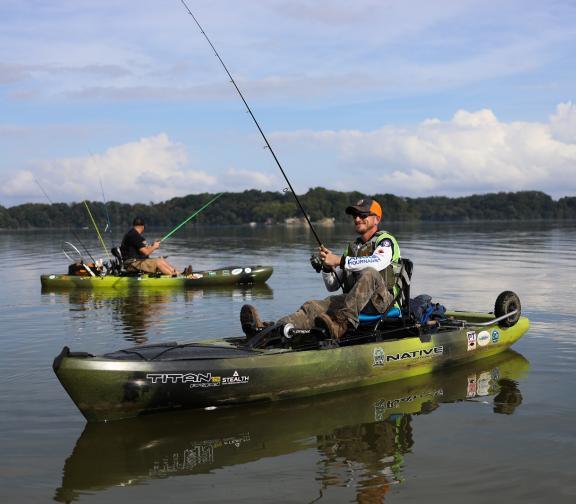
1, 188, 575, 229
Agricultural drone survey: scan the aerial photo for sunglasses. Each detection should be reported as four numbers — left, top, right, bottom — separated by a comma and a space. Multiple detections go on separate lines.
352, 212, 375, 220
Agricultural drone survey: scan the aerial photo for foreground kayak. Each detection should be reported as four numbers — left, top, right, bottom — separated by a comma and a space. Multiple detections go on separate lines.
55, 349, 528, 500
54, 307, 529, 422
41, 265, 273, 289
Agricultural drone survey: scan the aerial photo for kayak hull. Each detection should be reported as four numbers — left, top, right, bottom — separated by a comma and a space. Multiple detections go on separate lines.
54, 313, 529, 422
41, 265, 273, 289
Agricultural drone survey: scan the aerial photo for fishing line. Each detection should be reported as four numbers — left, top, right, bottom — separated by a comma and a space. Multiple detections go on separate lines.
34, 177, 54, 205
178, 0, 323, 247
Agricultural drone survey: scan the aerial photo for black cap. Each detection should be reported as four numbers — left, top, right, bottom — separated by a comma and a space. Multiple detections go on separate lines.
133, 217, 145, 226
345, 198, 382, 218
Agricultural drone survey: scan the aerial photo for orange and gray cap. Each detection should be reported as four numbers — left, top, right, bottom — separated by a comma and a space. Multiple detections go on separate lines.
345, 198, 382, 218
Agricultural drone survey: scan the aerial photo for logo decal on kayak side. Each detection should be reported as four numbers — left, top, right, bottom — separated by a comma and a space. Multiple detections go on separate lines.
467, 331, 477, 351
491, 329, 500, 344
477, 330, 491, 347
146, 372, 221, 388
372, 346, 444, 367
373, 347, 386, 366
146, 371, 250, 388
221, 370, 250, 385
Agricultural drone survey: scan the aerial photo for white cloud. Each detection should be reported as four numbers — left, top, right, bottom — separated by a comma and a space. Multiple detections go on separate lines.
1, 134, 217, 204
273, 102, 576, 197
550, 101, 576, 143
2, 104, 576, 205
222, 168, 277, 191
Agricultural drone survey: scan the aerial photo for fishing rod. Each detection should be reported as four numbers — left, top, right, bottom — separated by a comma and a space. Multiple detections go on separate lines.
178, 0, 324, 248
34, 178, 97, 263
98, 175, 112, 234
83, 200, 112, 262
160, 192, 224, 242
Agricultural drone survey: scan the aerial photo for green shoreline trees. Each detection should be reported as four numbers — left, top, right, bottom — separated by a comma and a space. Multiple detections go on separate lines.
1, 188, 574, 229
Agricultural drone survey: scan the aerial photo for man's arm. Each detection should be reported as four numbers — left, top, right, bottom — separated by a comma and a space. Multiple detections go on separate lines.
138, 240, 161, 258
320, 243, 393, 273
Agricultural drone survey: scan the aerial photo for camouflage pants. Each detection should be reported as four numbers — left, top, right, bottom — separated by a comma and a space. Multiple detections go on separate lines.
277, 268, 392, 329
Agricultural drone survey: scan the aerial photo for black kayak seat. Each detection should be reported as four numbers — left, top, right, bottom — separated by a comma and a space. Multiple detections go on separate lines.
111, 247, 122, 261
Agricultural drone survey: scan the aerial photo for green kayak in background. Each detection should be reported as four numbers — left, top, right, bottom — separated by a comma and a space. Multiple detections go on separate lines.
41, 265, 273, 289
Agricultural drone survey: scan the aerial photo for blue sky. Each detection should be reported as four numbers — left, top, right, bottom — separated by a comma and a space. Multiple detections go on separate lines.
1, 0, 575, 206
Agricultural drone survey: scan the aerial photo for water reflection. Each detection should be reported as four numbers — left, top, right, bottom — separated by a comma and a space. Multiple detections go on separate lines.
42, 285, 274, 344
55, 350, 528, 503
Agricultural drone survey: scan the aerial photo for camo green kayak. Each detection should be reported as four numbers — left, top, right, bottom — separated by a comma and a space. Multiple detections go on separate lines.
53, 307, 529, 422
41, 265, 273, 289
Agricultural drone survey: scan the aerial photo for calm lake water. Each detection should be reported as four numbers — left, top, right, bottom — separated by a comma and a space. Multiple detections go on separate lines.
1, 221, 575, 503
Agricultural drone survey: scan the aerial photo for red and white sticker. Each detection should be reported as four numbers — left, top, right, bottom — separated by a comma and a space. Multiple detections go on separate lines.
467, 374, 477, 397
467, 331, 477, 351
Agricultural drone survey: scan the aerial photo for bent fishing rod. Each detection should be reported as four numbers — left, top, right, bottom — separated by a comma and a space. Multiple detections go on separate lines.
178, 0, 323, 248
160, 192, 224, 242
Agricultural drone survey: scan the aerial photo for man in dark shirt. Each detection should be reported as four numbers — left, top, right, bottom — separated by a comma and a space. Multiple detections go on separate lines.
120, 217, 184, 275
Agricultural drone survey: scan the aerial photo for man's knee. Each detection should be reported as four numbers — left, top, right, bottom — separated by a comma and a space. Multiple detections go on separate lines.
301, 300, 322, 313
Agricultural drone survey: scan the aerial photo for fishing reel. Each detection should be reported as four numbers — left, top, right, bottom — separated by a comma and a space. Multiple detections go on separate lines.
310, 254, 332, 273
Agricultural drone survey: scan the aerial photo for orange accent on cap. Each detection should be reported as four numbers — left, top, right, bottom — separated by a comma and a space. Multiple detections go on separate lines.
370, 200, 382, 218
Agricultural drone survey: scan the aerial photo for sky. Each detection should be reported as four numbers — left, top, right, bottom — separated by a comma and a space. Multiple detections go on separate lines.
1, 0, 575, 206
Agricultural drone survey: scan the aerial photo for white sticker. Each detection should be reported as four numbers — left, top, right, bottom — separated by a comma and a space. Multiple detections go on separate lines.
476, 371, 491, 396
231, 268, 242, 275
244, 267, 252, 274
49, 275, 56, 279
477, 330, 490, 347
